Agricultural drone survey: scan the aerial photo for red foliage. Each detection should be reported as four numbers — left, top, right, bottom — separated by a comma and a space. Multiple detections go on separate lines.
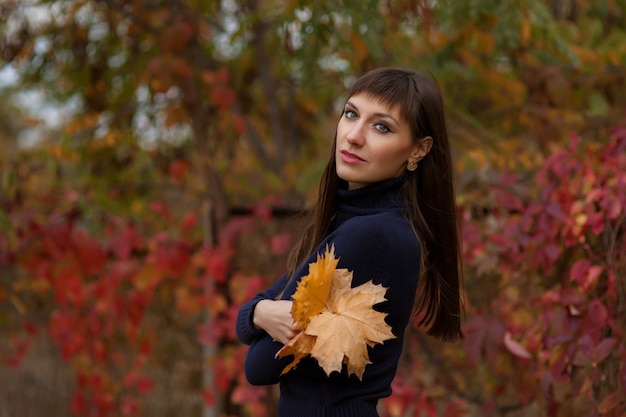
1, 189, 285, 416
2, 125, 624, 416
458, 126, 626, 415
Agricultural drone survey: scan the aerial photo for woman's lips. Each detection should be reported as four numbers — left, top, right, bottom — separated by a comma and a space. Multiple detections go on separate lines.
340, 150, 366, 163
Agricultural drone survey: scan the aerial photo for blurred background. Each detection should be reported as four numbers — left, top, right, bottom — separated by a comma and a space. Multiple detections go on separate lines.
1, 0, 625, 416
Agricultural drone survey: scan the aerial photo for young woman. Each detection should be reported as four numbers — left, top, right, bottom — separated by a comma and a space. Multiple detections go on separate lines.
236, 67, 464, 417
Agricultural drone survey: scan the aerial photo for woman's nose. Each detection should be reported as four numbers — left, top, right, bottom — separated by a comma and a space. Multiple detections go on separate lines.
346, 123, 365, 146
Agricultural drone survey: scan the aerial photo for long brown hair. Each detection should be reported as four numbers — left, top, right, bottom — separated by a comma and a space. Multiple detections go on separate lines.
286, 67, 464, 342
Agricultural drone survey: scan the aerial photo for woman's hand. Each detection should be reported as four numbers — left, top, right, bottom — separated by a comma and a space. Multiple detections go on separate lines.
253, 300, 297, 345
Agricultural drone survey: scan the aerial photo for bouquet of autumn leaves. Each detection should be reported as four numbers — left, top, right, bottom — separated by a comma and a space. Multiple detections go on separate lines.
276, 245, 396, 380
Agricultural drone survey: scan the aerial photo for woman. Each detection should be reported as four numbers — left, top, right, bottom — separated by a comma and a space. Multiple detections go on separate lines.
236, 67, 464, 417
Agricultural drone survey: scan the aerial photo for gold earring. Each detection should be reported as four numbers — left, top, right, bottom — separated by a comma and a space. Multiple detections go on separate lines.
407, 160, 418, 171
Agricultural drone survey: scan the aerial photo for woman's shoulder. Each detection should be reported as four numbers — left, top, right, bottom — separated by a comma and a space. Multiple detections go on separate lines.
334, 210, 419, 253
327, 210, 421, 287
341, 210, 415, 237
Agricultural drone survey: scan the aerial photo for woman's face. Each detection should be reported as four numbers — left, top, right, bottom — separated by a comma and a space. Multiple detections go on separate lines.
336, 93, 419, 190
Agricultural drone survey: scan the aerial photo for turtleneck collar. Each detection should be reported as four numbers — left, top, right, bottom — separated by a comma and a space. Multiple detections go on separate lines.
336, 176, 405, 213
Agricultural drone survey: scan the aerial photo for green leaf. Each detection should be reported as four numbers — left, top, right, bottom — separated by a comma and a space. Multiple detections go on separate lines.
0, 210, 11, 232
587, 92, 609, 117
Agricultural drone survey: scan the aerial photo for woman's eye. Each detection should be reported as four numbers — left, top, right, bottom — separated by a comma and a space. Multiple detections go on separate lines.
374, 123, 391, 133
344, 109, 357, 119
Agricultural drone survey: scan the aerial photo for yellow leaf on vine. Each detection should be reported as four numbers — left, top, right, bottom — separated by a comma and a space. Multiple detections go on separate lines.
276, 245, 395, 380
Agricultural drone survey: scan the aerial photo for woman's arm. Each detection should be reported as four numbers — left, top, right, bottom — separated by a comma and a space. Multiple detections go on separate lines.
236, 273, 290, 345
236, 274, 299, 385
244, 336, 294, 385
253, 299, 297, 344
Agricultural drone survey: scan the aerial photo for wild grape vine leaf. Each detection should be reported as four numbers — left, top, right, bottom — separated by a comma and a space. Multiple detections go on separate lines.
276, 245, 395, 380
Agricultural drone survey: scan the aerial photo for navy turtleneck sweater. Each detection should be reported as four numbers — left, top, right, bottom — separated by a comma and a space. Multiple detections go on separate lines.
236, 177, 421, 417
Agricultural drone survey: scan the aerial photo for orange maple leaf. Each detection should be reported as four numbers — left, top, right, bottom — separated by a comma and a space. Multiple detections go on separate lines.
276, 245, 395, 380
290, 244, 338, 328
275, 331, 317, 375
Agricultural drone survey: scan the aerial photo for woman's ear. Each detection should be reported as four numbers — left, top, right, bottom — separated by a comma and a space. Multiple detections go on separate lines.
412, 136, 433, 161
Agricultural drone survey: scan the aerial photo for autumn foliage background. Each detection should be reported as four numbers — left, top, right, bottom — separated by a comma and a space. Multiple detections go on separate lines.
0, 0, 625, 416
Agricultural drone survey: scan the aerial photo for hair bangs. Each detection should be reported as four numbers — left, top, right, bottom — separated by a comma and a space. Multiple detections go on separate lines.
345, 68, 421, 138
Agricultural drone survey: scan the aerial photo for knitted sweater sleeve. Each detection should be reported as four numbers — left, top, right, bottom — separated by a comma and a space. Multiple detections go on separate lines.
236, 273, 301, 385
235, 273, 289, 346
236, 273, 297, 386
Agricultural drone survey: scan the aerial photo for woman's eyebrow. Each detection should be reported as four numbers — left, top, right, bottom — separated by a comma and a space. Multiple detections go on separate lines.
345, 101, 400, 125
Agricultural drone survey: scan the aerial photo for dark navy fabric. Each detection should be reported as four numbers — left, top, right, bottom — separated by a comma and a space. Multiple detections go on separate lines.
236, 177, 421, 417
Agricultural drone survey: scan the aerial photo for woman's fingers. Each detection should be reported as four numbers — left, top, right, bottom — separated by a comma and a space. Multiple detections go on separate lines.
253, 300, 297, 344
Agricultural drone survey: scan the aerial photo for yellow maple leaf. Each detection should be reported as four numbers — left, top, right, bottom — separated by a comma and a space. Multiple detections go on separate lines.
276, 245, 395, 380
277, 245, 338, 374
306, 281, 394, 380
290, 244, 338, 328
275, 331, 317, 375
